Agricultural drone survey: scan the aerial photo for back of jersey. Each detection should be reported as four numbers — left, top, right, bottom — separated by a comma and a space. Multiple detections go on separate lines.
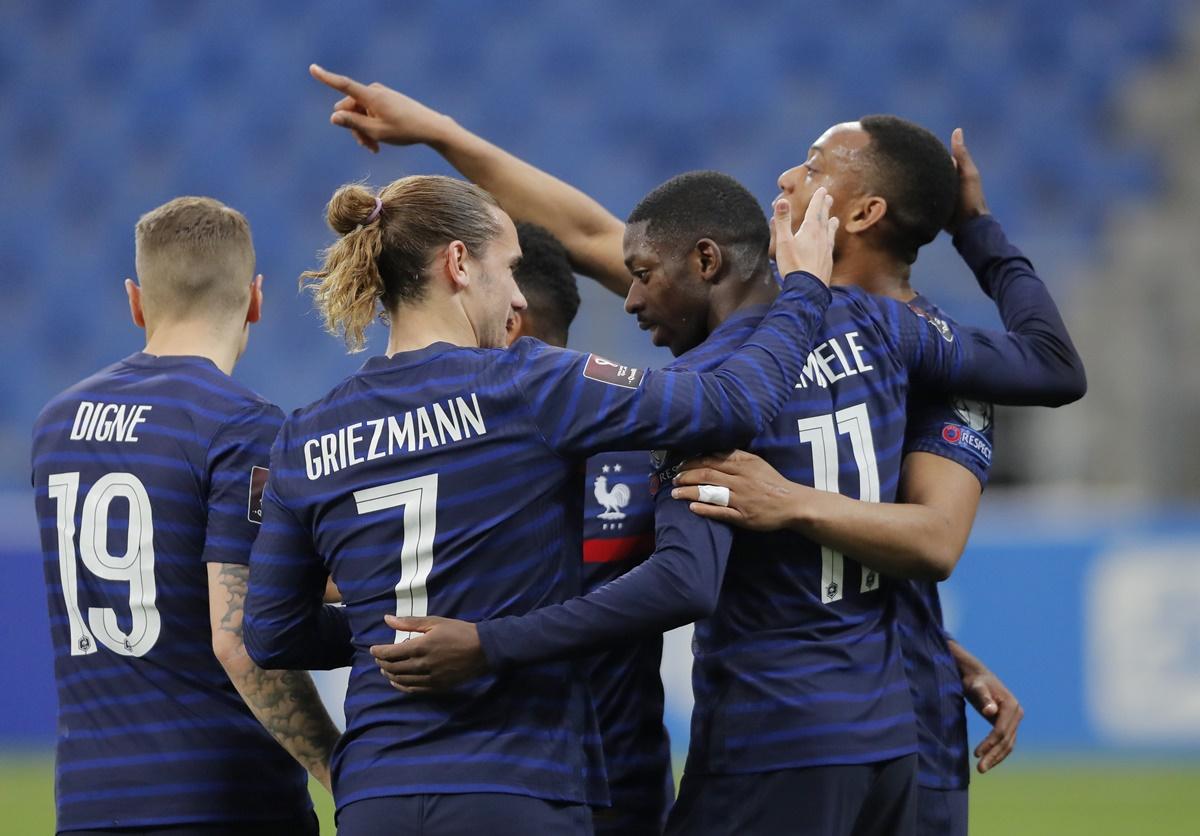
682, 290, 918, 775
262, 342, 606, 809
30, 353, 308, 832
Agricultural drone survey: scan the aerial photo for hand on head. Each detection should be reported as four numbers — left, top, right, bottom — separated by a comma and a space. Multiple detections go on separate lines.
771, 187, 838, 285
945, 127, 990, 234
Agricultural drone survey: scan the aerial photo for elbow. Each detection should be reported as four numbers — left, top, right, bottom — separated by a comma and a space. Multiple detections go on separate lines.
918, 542, 964, 582
1042, 355, 1088, 407
1063, 362, 1088, 404
211, 629, 245, 673
678, 580, 722, 622
242, 619, 289, 670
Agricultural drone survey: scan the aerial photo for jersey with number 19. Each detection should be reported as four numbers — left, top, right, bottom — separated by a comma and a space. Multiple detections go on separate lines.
243, 272, 832, 814
30, 353, 309, 833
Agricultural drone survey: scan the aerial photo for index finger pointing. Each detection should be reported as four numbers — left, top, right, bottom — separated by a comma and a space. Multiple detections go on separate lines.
310, 63, 373, 101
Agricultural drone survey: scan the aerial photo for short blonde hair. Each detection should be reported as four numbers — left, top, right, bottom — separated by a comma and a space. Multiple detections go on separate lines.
134, 196, 256, 320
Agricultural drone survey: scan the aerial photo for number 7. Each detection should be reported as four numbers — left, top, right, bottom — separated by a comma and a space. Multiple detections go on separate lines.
354, 474, 439, 642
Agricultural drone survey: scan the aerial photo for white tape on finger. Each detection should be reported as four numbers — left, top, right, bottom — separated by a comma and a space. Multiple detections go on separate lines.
697, 484, 731, 507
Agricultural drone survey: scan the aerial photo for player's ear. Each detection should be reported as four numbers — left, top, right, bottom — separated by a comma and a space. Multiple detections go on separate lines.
245, 274, 263, 325
443, 241, 471, 290
125, 278, 146, 329
843, 194, 888, 234
693, 238, 724, 284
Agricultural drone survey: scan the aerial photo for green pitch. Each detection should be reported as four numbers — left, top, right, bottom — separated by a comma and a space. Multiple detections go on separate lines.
2, 752, 1197, 834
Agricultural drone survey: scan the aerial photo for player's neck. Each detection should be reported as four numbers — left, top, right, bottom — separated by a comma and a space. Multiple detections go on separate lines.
707, 266, 779, 331
385, 301, 480, 355
830, 249, 916, 303
141, 320, 242, 375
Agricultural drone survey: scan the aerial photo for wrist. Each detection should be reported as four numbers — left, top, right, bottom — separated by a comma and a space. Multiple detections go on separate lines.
426, 113, 465, 154
474, 620, 507, 671
786, 483, 823, 533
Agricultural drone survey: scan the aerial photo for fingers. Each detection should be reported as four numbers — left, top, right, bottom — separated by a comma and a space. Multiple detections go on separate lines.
951, 127, 978, 176
672, 467, 735, 489
329, 96, 380, 151
771, 197, 793, 248
965, 675, 999, 718
683, 502, 746, 525
370, 636, 424, 663
310, 63, 373, 101
975, 699, 1023, 773
384, 614, 434, 633
801, 186, 828, 230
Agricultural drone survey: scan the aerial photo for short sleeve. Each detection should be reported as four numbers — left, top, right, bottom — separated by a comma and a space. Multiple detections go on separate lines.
903, 394, 995, 489
201, 403, 285, 565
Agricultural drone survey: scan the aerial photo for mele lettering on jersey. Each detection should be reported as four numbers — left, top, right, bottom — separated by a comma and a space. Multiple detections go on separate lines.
70, 401, 153, 443
304, 393, 487, 481
795, 331, 874, 389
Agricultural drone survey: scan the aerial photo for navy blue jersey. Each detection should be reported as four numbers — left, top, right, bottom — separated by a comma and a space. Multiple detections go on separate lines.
580, 451, 671, 832
679, 274, 1058, 775
29, 353, 308, 832
898, 296, 996, 791
243, 274, 833, 812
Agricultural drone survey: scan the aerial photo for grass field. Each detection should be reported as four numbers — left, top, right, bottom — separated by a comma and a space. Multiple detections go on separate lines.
2, 753, 1198, 834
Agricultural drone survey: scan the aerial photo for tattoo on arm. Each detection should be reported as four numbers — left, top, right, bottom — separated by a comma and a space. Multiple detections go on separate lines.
213, 563, 341, 781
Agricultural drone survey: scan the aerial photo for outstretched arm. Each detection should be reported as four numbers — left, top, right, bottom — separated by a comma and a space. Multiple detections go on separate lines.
673, 449, 980, 581
310, 64, 631, 295
368, 493, 732, 692
209, 563, 340, 792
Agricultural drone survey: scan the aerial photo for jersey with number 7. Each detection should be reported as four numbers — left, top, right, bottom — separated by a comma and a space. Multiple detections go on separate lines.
242, 274, 831, 813
30, 352, 310, 832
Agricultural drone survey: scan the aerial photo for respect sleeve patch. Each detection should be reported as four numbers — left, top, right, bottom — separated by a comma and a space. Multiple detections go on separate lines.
247, 466, 269, 524
940, 423, 993, 466
583, 354, 643, 389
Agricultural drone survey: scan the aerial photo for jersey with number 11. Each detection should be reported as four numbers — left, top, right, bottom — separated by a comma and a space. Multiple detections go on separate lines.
679, 287, 981, 776
30, 353, 309, 832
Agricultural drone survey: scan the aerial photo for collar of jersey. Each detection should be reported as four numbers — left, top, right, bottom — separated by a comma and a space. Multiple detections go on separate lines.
123, 351, 222, 372
358, 341, 463, 374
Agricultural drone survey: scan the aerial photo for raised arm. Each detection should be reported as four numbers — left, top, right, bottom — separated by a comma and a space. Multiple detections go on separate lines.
893, 128, 1086, 406
514, 195, 837, 458
310, 64, 631, 295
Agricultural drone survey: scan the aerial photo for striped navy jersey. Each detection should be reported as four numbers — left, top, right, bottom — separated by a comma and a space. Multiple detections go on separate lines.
898, 296, 996, 791
679, 278, 1055, 775
580, 451, 671, 834
242, 274, 832, 812
29, 353, 308, 832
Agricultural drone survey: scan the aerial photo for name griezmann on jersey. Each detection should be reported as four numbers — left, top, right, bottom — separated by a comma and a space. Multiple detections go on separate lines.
303, 392, 487, 480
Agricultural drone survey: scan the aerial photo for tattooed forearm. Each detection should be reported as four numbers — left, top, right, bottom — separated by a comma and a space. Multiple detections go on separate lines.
210, 563, 341, 788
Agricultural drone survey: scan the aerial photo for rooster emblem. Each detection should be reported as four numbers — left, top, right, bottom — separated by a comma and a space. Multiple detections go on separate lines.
594, 464, 631, 520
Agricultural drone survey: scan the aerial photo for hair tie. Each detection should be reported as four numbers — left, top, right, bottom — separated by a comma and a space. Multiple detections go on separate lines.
366, 196, 383, 225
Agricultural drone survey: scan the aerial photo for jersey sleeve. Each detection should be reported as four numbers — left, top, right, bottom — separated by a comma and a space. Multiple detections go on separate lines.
244, 426, 353, 671
201, 402, 284, 566
873, 218, 1087, 406
477, 489, 733, 668
903, 396, 995, 489
509, 271, 832, 457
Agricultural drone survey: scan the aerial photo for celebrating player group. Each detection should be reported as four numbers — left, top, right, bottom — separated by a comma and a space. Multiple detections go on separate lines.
32, 63, 1085, 836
